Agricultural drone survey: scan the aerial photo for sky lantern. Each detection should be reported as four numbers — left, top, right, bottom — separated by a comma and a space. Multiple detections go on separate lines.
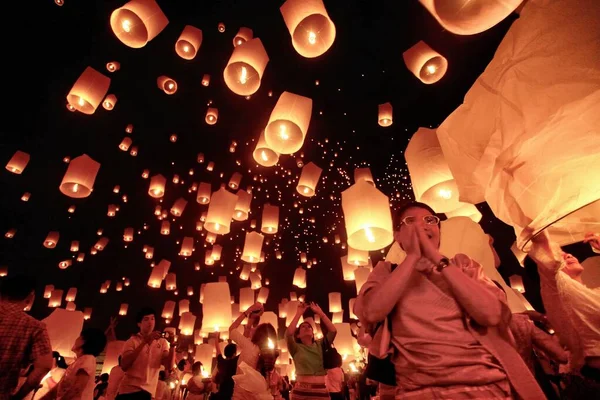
445, 203, 482, 223
102, 94, 117, 110
233, 27, 253, 47
180, 237, 194, 256
44, 231, 60, 248
170, 197, 188, 217
265, 92, 312, 154
509, 275, 525, 293
205, 108, 218, 125
210, 244, 222, 261
59, 154, 100, 198
70, 241, 79, 252
257, 287, 269, 304
179, 312, 196, 335
160, 220, 170, 235
403, 41, 448, 84
147, 265, 164, 289
418, 0, 523, 36
94, 237, 109, 251
354, 167, 375, 186
292, 268, 306, 289
165, 273, 177, 290
145, 246, 154, 259
296, 162, 322, 197
5, 150, 30, 174
76, 253, 85, 262
218, 22, 226, 32
205, 232, 216, 244
65, 288, 77, 302
148, 174, 166, 198
175, 25, 203, 60
280, 0, 336, 58
196, 182, 211, 204
157, 76, 177, 94
142, 169, 150, 178
233, 190, 252, 221
123, 227, 134, 242
342, 180, 393, 251
253, 130, 280, 167
223, 38, 269, 96
21, 192, 31, 202
119, 137, 132, 151
240, 264, 251, 280
378, 102, 393, 127
205, 187, 238, 234
162, 300, 176, 319
44, 285, 54, 299
125, 124, 133, 134
119, 303, 129, 316
328, 292, 342, 313
241, 231, 264, 263
129, 146, 138, 156
109, 0, 169, 48
201, 74, 210, 87
83, 308, 92, 320
107, 204, 117, 217
66, 67, 111, 114
106, 61, 120, 72
261, 203, 279, 234
58, 260, 72, 269
347, 246, 368, 266
250, 272, 262, 290
228, 172, 242, 190
49, 290, 63, 308
202, 282, 232, 333
5, 229, 16, 239
405, 127, 462, 213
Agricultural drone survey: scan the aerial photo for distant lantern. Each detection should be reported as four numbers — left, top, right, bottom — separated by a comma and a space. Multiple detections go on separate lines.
123, 227, 134, 242
201, 74, 210, 87
180, 237, 194, 256
342, 180, 394, 251
445, 203, 483, 223
297, 162, 322, 197
280, 0, 336, 58
217, 22, 226, 32
106, 61, 120, 72
202, 282, 232, 333
223, 38, 269, 96
116, 282, 123, 291
129, 146, 138, 156
21, 192, 31, 201
6, 150, 30, 174
328, 292, 342, 313
418, 0, 523, 36
76, 253, 85, 262
241, 232, 264, 263
142, 169, 150, 178
103, 94, 117, 110
233, 190, 252, 221
125, 124, 134, 134
160, 220, 170, 235
265, 92, 312, 154
44, 231, 60, 248
403, 41, 448, 84
113, 185, 120, 193
59, 154, 101, 198
82, 308, 92, 320
119, 137, 132, 151
157, 76, 177, 94
261, 204, 279, 234
5, 229, 16, 239
58, 260, 72, 269
148, 174, 166, 198
509, 274, 526, 293
48, 289, 63, 308
348, 246, 369, 266
179, 312, 196, 335
147, 264, 165, 288
354, 167, 375, 186
107, 204, 117, 217
205, 108, 218, 125
169, 134, 177, 143
228, 172, 242, 190
210, 244, 222, 261
257, 287, 270, 304
196, 182, 212, 204
293, 268, 306, 289
95, 237, 109, 251
175, 25, 203, 60
67, 67, 111, 114
162, 300, 176, 319
70, 241, 79, 252
165, 273, 177, 290
206, 161, 215, 171
250, 272, 262, 289
145, 247, 154, 259
170, 198, 188, 217
233, 27, 253, 47
118, 303, 129, 316
405, 127, 461, 213
44, 285, 54, 299
205, 187, 238, 234
378, 102, 393, 127
66, 103, 76, 112
109, 0, 169, 48
253, 130, 280, 167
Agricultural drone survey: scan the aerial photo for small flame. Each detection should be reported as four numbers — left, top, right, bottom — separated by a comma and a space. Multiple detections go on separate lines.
72, 183, 79, 193
426, 64, 437, 75
438, 189, 452, 199
364, 227, 376, 243
240, 66, 248, 84
78, 97, 84, 106
183, 45, 189, 52
308, 31, 317, 45
279, 124, 289, 140
122, 20, 132, 33
267, 338, 274, 349
261, 150, 269, 161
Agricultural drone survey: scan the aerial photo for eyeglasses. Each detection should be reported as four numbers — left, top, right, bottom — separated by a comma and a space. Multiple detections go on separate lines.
399, 215, 440, 227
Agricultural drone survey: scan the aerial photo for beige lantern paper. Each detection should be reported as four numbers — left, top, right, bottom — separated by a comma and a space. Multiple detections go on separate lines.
342, 180, 394, 251
49, 290, 63, 308
179, 312, 196, 335
6, 151, 30, 174
240, 287, 255, 311
257, 287, 270, 304
224, 38, 269, 96
175, 25, 203, 60
250, 272, 262, 289
233, 190, 252, 221
233, 27, 253, 47
328, 292, 342, 313
261, 204, 279, 234
280, 0, 336, 58
202, 282, 232, 332
378, 103, 393, 127
67, 67, 111, 114
147, 263, 166, 288
347, 246, 368, 266
44, 231, 60, 248
229, 172, 242, 190
241, 232, 264, 263
253, 130, 280, 167
180, 237, 194, 256
418, 0, 523, 36
354, 167, 375, 186
205, 108, 218, 125
157, 76, 177, 95
445, 203, 482, 223
65, 288, 77, 302
148, 174, 166, 198
110, 0, 169, 48
101, 341, 125, 374
293, 267, 306, 289
170, 198, 188, 217
59, 154, 100, 198
265, 92, 312, 154
103, 94, 117, 110
196, 182, 212, 204
296, 162, 322, 197
165, 273, 177, 291
162, 300, 176, 319
403, 41, 448, 84
205, 187, 238, 234
240, 264, 252, 281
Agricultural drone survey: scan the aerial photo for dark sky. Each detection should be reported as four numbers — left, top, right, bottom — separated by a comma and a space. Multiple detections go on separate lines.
1, 0, 592, 339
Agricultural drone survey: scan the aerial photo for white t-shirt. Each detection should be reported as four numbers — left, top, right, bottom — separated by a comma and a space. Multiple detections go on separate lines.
325, 367, 344, 393
56, 355, 97, 400
118, 334, 170, 396
105, 366, 125, 400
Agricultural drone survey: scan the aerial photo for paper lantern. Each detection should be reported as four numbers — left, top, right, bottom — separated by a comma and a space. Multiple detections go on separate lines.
509, 275, 525, 293
241, 231, 264, 263
228, 172, 242, 190
76, 253, 85, 262
165, 273, 177, 291
206, 161, 215, 171
293, 268, 306, 289
175, 25, 203, 60
170, 198, 188, 217
129, 146, 138, 156
233, 190, 252, 221
101, 341, 125, 374
205, 108, 218, 125
341, 180, 393, 251
58, 260, 72, 269
43, 308, 84, 359
44, 231, 60, 248
6, 150, 30, 174
66, 67, 111, 114
240, 264, 252, 281
405, 127, 462, 213
250, 272, 262, 289
107, 204, 118, 217
106, 61, 120, 72
49, 290, 63, 308
296, 162, 322, 197
205, 232, 216, 244
59, 154, 100, 198
347, 246, 368, 266
157, 76, 177, 94
179, 312, 196, 335
162, 300, 176, 319
118, 137, 132, 151
102, 94, 117, 110
116, 282, 123, 291
5, 229, 16, 239
444, 203, 482, 223
119, 303, 129, 316
21, 192, 30, 201
110, 0, 169, 48
43, 285, 54, 299
210, 244, 222, 260
196, 182, 212, 204
180, 237, 194, 256
142, 169, 150, 179
201, 74, 210, 87
70, 241, 79, 252
94, 237, 109, 251
202, 282, 232, 332
205, 187, 238, 234
239, 287, 255, 311
378, 103, 393, 127
257, 287, 270, 304
265, 92, 312, 154
83, 308, 92, 320
418, 0, 523, 36
233, 27, 253, 46
65, 288, 77, 302
179, 300, 190, 315
403, 41, 448, 84
261, 204, 279, 234
280, 0, 336, 58
253, 130, 280, 167
218, 22, 226, 32
146, 174, 166, 198
328, 292, 342, 313
224, 38, 269, 96
147, 264, 165, 288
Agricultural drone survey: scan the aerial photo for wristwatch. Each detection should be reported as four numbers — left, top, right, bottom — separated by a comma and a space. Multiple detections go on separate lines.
435, 257, 450, 272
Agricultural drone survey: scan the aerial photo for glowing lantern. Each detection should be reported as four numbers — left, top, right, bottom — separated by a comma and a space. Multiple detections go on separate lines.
76, 253, 85, 262
180, 237, 194, 256
109, 0, 169, 48
6, 150, 30, 174
328, 292, 342, 313
106, 61, 120, 72
202, 282, 232, 332
257, 287, 270, 303
157, 76, 177, 94
125, 124, 133, 134
233, 27, 253, 46
196, 182, 211, 204
44, 232, 59, 248
5, 229, 16, 239
21, 192, 31, 201
224, 38, 269, 96
94, 237, 109, 251
205, 187, 238, 234
147, 266, 164, 289
177, 299, 190, 316
66, 67, 111, 114
67, 205, 76, 213
119, 137, 132, 151
275, 250, 282, 259
160, 221, 170, 235
354, 167, 375, 186
418, 0, 523, 36
44, 285, 54, 299
347, 246, 368, 266
210, 244, 222, 261
162, 300, 176, 319
107, 204, 117, 217
280, 0, 336, 58
241, 232, 264, 263
119, 303, 129, 316
83, 308, 92, 320
175, 25, 203, 60
253, 130, 280, 167
261, 204, 279, 234
233, 190, 252, 221
170, 198, 188, 217
205, 232, 216, 244
70, 241, 79, 252
201, 74, 210, 87
296, 162, 322, 197
403, 41, 448, 85
129, 146, 138, 156
59, 154, 100, 198
378, 102, 393, 127
341, 180, 393, 251
240, 264, 251, 280
293, 268, 306, 288
65, 288, 77, 302
445, 203, 482, 223
58, 260, 71, 270
103, 94, 117, 110
265, 92, 312, 154
218, 22, 226, 32
228, 172, 242, 190
123, 227, 134, 242
142, 169, 150, 178
66, 302, 76, 312
509, 275, 525, 293
113, 185, 120, 193
49, 290, 63, 308
116, 282, 123, 291
205, 108, 218, 125
250, 272, 262, 289
179, 312, 196, 335
206, 161, 215, 171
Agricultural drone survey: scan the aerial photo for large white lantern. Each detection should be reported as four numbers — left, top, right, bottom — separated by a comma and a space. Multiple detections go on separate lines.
264, 92, 312, 155
202, 282, 232, 333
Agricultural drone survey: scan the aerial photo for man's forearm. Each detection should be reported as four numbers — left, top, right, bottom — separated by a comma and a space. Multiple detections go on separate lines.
11, 367, 50, 400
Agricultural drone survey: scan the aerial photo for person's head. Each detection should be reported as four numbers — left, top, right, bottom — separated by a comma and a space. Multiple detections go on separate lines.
52, 351, 68, 369
294, 321, 314, 343
251, 323, 277, 348
177, 359, 187, 372
72, 328, 107, 358
192, 361, 202, 376
0, 274, 36, 304
100, 373, 109, 383
117, 355, 122, 367
159, 370, 166, 381
224, 343, 237, 358
136, 307, 156, 335
331, 353, 343, 368
393, 201, 441, 250
560, 251, 584, 280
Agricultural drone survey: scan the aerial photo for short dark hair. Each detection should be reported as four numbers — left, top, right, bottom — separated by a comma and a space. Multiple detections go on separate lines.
53, 351, 68, 369
159, 370, 166, 380
0, 274, 36, 301
192, 361, 202, 375
393, 201, 439, 231
80, 328, 107, 356
100, 373, 109, 382
224, 343, 237, 358
136, 307, 156, 323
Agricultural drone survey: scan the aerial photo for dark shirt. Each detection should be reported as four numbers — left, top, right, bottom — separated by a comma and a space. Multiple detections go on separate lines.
214, 355, 238, 398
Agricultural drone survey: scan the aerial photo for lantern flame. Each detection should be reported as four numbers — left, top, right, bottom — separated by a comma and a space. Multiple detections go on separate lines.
72, 184, 79, 193
122, 20, 132, 33
279, 124, 289, 140
308, 31, 317, 45
183, 45, 189, 52
364, 227, 376, 243
240, 66, 248, 84
426, 64, 437, 75
438, 189, 452, 199
261, 151, 269, 161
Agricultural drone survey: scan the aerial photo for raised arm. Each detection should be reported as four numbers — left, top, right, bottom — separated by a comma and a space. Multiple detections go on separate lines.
230, 302, 263, 333
286, 303, 308, 337
309, 302, 336, 340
